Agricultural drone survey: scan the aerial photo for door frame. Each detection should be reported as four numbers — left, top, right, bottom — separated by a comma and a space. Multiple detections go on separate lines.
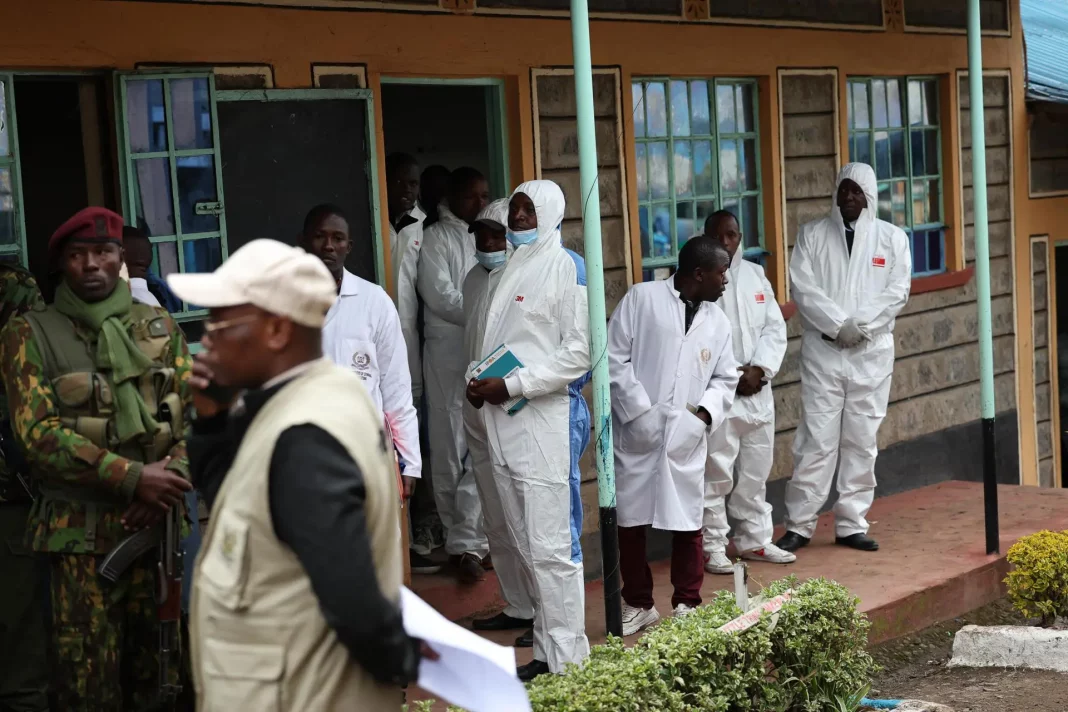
215, 87, 386, 288
378, 76, 512, 200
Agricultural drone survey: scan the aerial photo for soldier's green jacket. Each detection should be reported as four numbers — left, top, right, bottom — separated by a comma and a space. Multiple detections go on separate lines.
0, 304, 193, 553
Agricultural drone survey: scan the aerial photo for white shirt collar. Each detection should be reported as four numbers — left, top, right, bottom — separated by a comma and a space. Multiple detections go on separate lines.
338, 269, 362, 297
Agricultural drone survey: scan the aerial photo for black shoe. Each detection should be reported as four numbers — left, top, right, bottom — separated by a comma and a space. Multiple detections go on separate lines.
775, 531, 811, 553
517, 659, 551, 682
452, 553, 487, 584
410, 552, 443, 575
836, 533, 879, 551
472, 612, 534, 631
514, 628, 533, 648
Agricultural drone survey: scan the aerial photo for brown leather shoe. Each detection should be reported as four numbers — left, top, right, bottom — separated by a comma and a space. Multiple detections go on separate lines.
454, 553, 486, 584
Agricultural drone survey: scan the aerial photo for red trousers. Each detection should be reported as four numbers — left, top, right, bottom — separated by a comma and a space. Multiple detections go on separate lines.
618, 525, 704, 610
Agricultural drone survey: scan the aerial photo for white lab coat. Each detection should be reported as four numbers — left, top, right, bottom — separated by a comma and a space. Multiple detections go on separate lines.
389, 204, 426, 397
609, 280, 739, 532
321, 270, 422, 480
702, 250, 787, 554
417, 203, 487, 557
475, 180, 590, 672
785, 162, 912, 539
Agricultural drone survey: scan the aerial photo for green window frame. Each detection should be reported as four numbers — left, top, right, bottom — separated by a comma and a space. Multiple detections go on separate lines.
847, 76, 945, 277
0, 74, 27, 266
118, 71, 229, 319
632, 77, 763, 278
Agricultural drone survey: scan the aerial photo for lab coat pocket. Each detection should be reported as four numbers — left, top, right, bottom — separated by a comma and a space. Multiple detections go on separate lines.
620, 404, 663, 454
198, 511, 250, 611
202, 638, 284, 712
666, 410, 708, 466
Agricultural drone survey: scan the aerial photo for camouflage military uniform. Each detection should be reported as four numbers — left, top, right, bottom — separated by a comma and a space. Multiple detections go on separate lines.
0, 294, 193, 712
0, 264, 49, 712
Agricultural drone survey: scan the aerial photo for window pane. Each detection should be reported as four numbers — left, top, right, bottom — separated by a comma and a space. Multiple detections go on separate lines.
927, 229, 943, 272
855, 133, 872, 167
736, 84, 754, 133
126, 80, 168, 154
646, 83, 667, 138
719, 139, 738, 194
693, 141, 714, 196
652, 205, 671, 258
924, 129, 939, 176
716, 84, 736, 134
877, 182, 892, 221
676, 202, 695, 248
0, 167, 15, 245
695, 200, 717, 235
670, 81, 690, 137
170, 78, 214, 151
923, 80, 939, 125
649, 142, 669, 200
872, 80, 889, 129
891, 180, 907, 227
632, 84, 646, 138
635, 144, 648, 201
742, 138, 758, 191
852, 82, 870, 130
674, 141, 693, 198
690, 81, 710, 135
132, 157, 175, 237
908, 80, 923, 126
890, 130, 907, 177
742, 195, 760, 249
911, 179, 926, 226
176, 155, 220, 234
910, 130, 926, 176
721, 198, 739, 224
183, 237, 223, 274
912, 231, 928, 274
874, 131, 891, 179
639, 205, 652, 258
887, 79, 903, 128
927, 179, 941, 223
0, 80, 8, 157
156, 240, 180, 278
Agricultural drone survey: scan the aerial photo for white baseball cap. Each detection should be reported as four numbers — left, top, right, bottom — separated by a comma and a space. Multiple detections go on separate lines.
167, 239, 337, 328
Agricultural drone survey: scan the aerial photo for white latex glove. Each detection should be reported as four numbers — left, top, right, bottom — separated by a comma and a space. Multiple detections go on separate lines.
836, 318, 867, 349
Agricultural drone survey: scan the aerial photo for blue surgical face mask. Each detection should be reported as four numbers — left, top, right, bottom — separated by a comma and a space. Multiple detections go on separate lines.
506, 227, 538, 247
476, 249, 507, 270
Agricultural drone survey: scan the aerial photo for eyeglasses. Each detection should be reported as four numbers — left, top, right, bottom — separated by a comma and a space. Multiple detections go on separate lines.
202, 314, 259, 335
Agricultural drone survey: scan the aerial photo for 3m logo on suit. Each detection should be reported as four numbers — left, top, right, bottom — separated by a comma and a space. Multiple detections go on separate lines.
515, 296, 525, 302
872, 256, 887, 268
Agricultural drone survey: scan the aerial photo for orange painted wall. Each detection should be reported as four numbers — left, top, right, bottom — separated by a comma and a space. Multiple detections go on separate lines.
0, 0, 1047, 480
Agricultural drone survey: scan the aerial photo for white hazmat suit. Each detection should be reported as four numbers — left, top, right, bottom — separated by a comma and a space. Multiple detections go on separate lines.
418, 203, 488, 558
475, 181, 591, 672
785, 162, 912, 539
703, 249, 787, 554
390, 203, 426, 397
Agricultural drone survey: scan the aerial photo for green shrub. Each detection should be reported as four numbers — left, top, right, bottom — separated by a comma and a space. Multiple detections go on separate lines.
1004, 529, 1068, 625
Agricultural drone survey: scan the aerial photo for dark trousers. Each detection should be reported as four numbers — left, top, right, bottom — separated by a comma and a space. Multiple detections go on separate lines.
618, 525, 704, 610
0, 503, 49, 712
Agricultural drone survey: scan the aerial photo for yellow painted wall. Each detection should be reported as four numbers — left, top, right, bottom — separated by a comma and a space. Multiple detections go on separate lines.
0, 0, 1047, 482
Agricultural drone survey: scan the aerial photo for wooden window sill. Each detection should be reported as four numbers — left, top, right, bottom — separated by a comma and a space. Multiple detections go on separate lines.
778, 267, 975, 321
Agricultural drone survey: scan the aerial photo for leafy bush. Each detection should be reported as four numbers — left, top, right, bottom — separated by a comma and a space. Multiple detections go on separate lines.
1004, 529, 1068, 625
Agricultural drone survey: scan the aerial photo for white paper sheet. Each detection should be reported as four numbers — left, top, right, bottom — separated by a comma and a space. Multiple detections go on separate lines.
401, 587, 532, 712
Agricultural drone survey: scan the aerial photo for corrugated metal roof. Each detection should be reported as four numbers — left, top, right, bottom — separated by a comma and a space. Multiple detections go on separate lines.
1022, 0, 1068, 104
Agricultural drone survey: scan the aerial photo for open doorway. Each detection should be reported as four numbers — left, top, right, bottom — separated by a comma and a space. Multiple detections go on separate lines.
380, 79, 510, 202
1055, 243, 1068, 487
13, 75, 117, 299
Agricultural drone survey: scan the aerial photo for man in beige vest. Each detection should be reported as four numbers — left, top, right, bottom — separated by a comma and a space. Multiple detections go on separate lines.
169, 239, 431, 711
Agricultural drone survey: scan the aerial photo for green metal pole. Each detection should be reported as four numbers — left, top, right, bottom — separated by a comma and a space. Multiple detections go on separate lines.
569, 0, 622, 637
967, 0, 999, 555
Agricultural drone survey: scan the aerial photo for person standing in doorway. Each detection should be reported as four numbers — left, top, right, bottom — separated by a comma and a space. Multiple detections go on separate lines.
122, 227, 181, 313
0, 208, 194, 710
701, 211, 793, 574
608, 235, 738, 637
299, 205, 433, 574
417, 167, 490, 583
420, 165, 452, 228
777, 163, 911, 554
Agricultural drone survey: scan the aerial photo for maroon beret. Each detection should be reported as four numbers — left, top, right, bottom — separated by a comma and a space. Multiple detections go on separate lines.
49, 207, 125, 258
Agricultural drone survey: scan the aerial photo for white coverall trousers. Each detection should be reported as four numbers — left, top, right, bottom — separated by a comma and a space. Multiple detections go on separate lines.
784, 332, 892, 539
703, 415, 776, 554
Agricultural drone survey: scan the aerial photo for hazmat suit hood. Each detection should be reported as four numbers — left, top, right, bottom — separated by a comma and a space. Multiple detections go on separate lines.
510, 180, 567, 251
831, 162, 879, 230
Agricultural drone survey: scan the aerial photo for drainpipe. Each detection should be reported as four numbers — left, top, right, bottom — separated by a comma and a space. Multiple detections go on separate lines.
967, 0, 1000, 555
570, 0, 623, 637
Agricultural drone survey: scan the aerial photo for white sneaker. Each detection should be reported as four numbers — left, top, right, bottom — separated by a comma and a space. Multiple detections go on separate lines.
621, 603, 661, 636
740, 543, 797, 564
673, 603, 696, 617
704, 549, 733, 574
